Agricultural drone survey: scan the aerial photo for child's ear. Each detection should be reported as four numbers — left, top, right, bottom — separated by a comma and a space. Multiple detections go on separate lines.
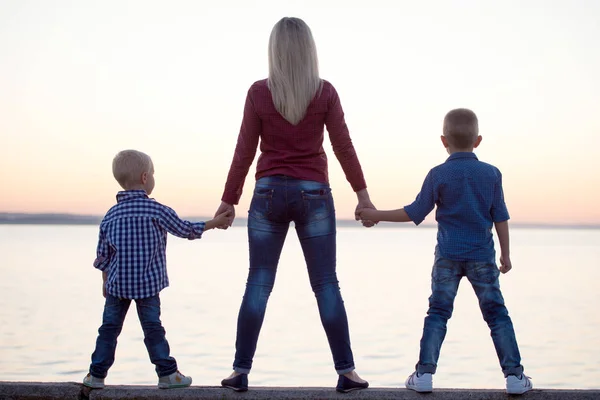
141, 172, 148, 184
473, 135, 482, 148
441, 135, 449, 148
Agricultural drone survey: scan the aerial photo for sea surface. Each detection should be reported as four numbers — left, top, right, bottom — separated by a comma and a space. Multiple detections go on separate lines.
0, 224, 598, 389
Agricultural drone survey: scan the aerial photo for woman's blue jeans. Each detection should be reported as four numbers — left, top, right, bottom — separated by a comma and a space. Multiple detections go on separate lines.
416, 251, 524, 377
232, 175, 355, 374
89, 294, 178, 378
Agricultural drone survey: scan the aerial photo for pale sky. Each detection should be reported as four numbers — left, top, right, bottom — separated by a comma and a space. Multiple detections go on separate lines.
1, 0, 599, 224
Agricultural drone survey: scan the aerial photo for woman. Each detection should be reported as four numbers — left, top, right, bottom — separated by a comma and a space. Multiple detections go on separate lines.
214, 17, 375, 393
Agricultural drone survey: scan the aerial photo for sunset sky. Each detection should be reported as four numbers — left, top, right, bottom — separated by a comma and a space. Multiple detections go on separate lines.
1, 0, 599, 225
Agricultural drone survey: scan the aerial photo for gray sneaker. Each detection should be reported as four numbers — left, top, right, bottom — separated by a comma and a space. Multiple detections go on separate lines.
405, 371, 433, 393
82, 373, 105, 389
158, 370, 192, 389
506, 373, 533, 394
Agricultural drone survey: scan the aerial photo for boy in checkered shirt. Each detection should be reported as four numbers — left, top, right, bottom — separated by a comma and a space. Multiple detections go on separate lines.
83, 149, 231, 390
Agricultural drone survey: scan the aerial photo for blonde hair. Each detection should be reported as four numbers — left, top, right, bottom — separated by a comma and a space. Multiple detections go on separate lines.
112, 149, 152, 190
268, 17, 322, 125
443, 108, 479, 149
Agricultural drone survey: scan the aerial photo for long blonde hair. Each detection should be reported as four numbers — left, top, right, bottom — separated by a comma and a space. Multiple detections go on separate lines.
268, 17, 322, 125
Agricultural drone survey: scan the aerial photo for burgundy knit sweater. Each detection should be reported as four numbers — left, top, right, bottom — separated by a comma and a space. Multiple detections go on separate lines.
221, 79, 367, 205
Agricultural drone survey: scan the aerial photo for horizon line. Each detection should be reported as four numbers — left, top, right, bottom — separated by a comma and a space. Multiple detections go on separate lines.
0, 212, 599, 230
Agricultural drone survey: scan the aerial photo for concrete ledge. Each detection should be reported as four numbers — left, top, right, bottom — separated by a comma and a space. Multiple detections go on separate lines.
1, 382, 600, 400
0, 382, 82, 400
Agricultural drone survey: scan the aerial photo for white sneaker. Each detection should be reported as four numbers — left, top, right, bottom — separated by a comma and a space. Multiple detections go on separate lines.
82, 373, 105, 389
158, 370, 192, 389
405, 371, 433, 393
506, 373, 533, 394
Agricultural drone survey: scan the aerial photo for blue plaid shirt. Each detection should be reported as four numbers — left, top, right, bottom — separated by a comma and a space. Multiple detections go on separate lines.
93, 190, 206, 299
404, 152, 510, 261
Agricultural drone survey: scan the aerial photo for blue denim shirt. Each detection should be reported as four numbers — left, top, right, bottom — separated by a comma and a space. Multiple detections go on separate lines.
404, 152, 510, 261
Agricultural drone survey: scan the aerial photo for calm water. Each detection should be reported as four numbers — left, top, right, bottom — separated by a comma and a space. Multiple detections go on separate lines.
0, 224, 599, 389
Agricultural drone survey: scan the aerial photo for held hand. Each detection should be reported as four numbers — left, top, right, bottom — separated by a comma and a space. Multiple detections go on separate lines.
214, 202, 235, 229
214, 210, 233, 228
355, 207, 372, 220
355, 198, 377, 228
355, 207, 379, 225
499, 254, 512, 274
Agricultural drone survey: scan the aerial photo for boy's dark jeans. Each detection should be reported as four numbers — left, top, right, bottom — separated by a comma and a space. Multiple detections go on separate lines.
416, 252, 524, 377
89, 294, 178, 378
232, 175, 355, 375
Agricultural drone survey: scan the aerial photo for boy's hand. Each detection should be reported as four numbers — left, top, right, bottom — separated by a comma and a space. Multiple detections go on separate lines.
354, 192, 377, 228
355, 207, 377, 223
213, 210, 233, 228
214, 202, 235, 229
499, 255, 512, 274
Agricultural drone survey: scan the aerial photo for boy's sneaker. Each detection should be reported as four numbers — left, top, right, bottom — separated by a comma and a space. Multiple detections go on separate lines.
82, 373, 105, 389
158, 370, 192, 389
506, 373, 533, 394
405, 371, 433, 393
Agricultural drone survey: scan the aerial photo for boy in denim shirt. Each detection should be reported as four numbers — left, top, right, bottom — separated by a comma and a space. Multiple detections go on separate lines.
356, 109, 532, 395
83, 149, 231, 390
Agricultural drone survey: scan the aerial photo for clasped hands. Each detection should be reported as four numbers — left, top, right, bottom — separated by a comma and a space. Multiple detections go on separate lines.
355, 206, 378, 227
213, 201, 236, 229
211, 200, 378, 229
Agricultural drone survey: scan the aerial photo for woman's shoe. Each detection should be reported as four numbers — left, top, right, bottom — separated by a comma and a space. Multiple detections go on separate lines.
336, 375, 369, 393
221, 373, 248, 392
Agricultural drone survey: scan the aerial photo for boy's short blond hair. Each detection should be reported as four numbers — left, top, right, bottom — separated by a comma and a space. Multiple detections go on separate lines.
112, 150, 153, 190
443, 108, 479, 149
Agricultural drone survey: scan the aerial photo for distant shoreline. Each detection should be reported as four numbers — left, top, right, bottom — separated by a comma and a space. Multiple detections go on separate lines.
0, 213, 599, 230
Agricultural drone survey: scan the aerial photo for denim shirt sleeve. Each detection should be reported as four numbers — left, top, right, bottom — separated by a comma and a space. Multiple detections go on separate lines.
404, 170, 437, 225
93, 227, 111, 271
157, 205, 206, 240
491, 172, 510, 222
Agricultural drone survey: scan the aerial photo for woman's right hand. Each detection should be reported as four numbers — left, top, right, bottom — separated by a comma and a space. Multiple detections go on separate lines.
355, 189, 377, 228
214, 201, 235, 229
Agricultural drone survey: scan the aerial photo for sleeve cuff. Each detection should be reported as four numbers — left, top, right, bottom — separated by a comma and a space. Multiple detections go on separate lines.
404, 204, 424, 226
492, 215, 510, 223
221, 194, 239, 206
189, 222, 206, 240
93, 256, 109, 271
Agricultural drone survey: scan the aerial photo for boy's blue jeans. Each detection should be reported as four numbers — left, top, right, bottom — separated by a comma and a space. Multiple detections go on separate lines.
417, 252, 524, 377
232, 175, 355, 375
89, 294, 178, 378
